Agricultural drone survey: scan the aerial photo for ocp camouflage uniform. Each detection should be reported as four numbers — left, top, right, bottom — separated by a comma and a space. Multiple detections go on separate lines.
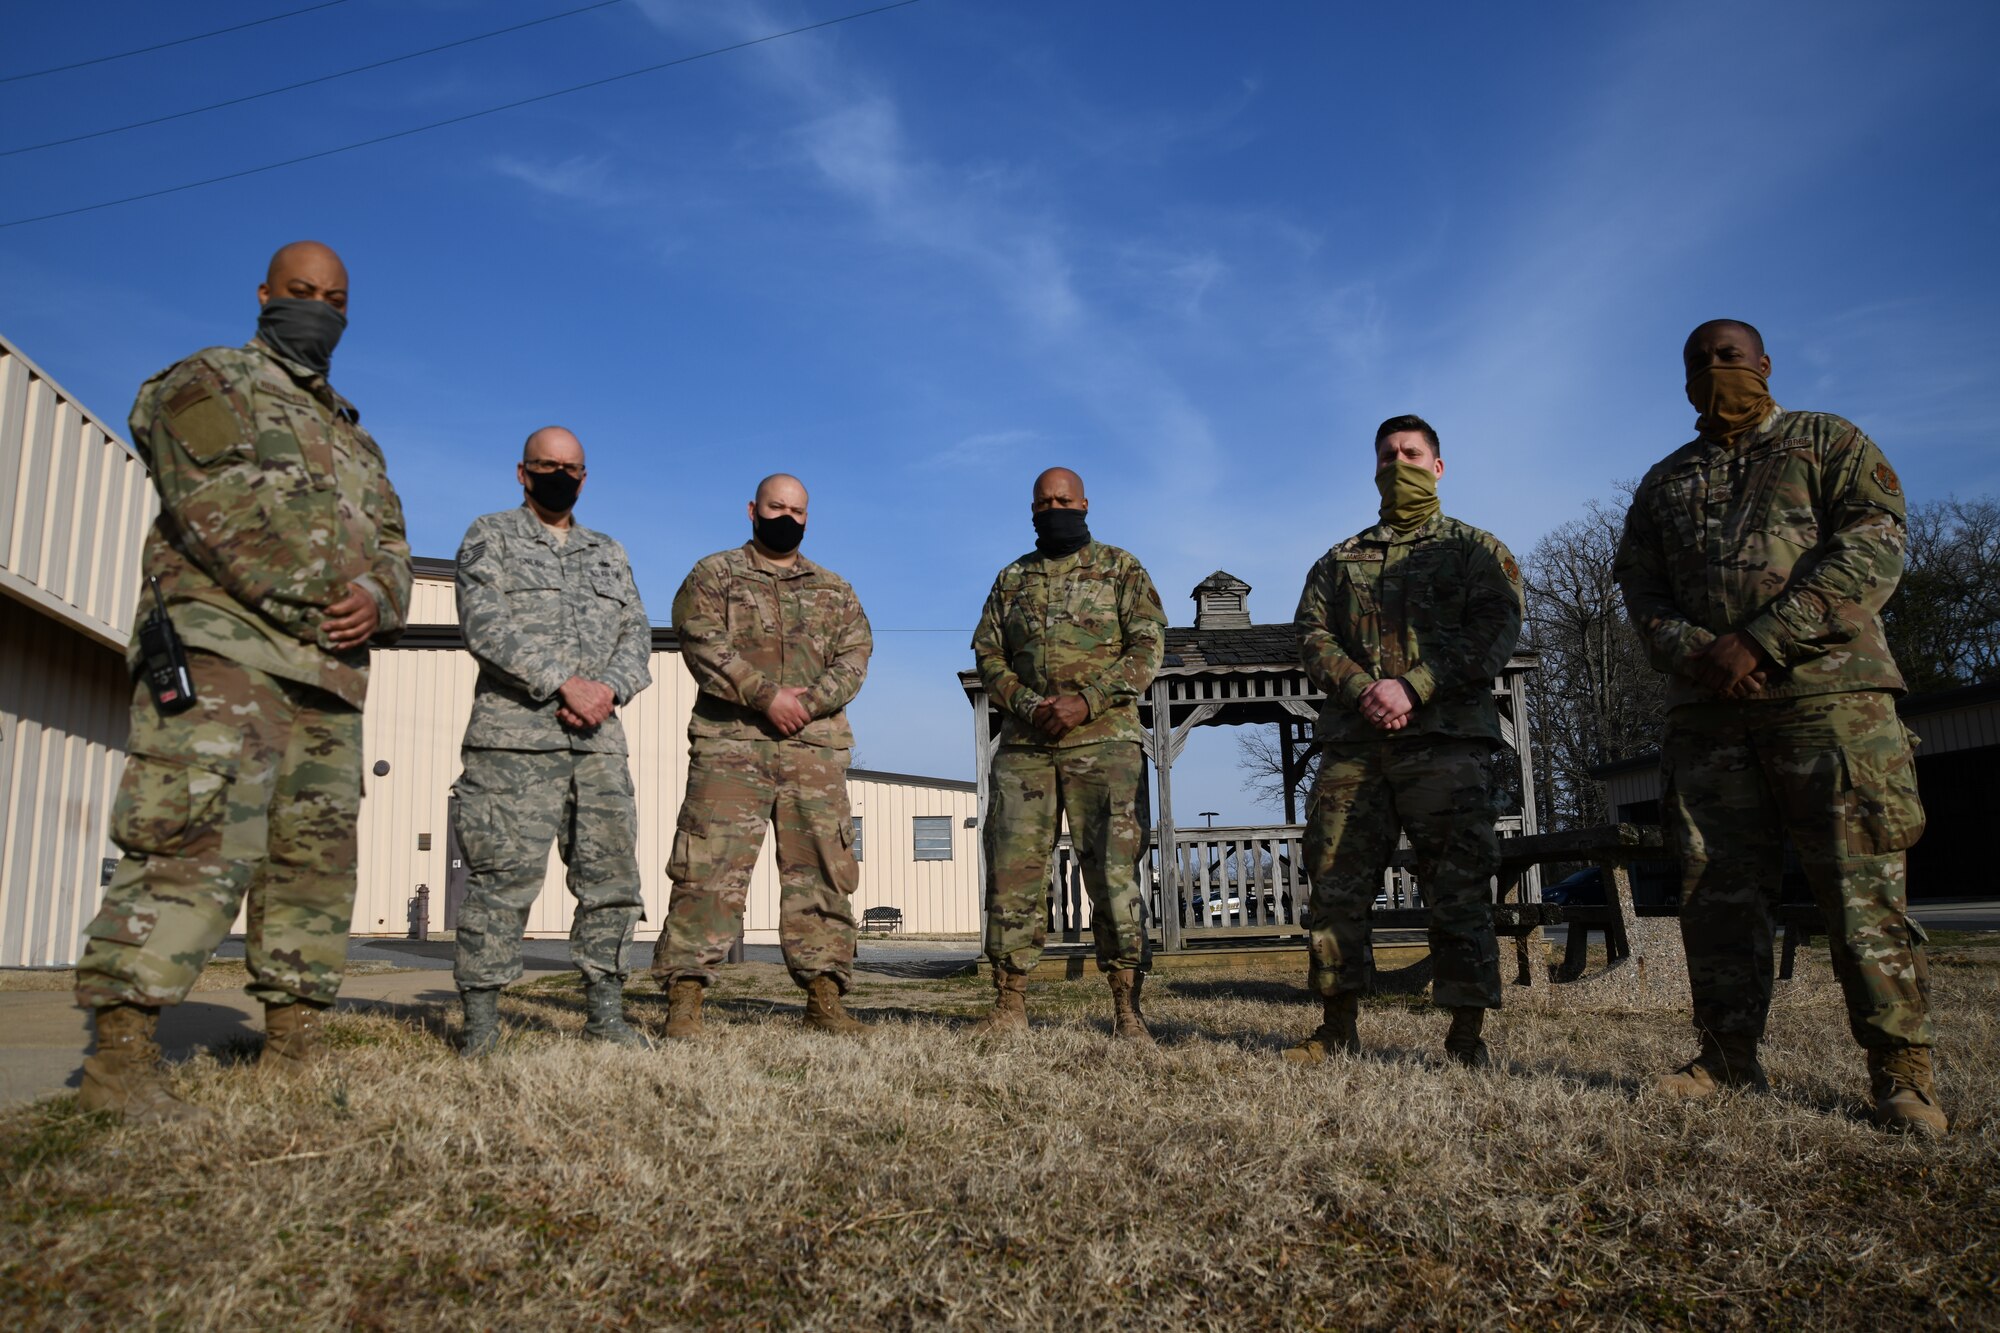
1295, 515, 1523, 1008
452, 504, 653, 990
1615, 407, 1929, 1051
972, 541, 1166, 975
76, 337, 411, 1011
656, 544, 871, 990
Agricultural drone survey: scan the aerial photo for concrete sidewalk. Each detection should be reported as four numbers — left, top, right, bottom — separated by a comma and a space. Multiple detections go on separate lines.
0, 935, 982, 1110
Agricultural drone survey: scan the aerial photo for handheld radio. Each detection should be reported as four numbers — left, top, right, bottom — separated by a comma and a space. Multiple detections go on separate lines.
137, 577, 197, 715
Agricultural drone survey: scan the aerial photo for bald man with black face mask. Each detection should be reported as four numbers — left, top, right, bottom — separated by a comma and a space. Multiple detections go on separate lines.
73, 241, 412, 1121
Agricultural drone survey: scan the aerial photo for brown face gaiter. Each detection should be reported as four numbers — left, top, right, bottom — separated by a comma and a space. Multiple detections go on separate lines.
1686, 365, 1774, 444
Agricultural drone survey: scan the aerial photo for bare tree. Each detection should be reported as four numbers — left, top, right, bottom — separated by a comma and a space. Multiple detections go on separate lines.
1521, 497, 1665, 832
1884, 496, 2000, 692
1235, 724, 1321, 817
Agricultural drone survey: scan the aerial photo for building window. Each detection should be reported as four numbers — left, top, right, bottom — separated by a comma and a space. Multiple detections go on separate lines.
852, 816, 864, 862
912, 815, 953, 861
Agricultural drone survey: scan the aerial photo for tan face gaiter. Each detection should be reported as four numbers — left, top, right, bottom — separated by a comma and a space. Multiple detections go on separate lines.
1686, 365, 1774, 444
1376, 460, 1440, 532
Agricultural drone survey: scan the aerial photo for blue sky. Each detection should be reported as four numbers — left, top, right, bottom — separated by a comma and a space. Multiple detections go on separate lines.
6, 1, 1997, 822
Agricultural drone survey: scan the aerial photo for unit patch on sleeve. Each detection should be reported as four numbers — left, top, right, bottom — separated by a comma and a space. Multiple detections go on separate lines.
1872, 461, 1902, 497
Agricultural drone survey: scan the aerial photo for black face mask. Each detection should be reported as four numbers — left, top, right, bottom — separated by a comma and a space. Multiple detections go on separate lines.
1033, 508, 1091, 557
754, 513, 805, 554
257, 298, 347, 377
524, 469, 582, 514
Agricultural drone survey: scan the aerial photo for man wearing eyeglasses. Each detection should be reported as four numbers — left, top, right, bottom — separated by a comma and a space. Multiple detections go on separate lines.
449, 426, 654, 1054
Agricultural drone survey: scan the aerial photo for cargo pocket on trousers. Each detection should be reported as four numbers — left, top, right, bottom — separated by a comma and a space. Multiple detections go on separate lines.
1843, 725, 1927, 857
820, 819, 861, 896
110, 727, 238, 859
667, 803, 712, 884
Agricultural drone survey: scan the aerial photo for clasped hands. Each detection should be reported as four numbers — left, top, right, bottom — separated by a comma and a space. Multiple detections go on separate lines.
1358, 678, 1419, 731
322, 581, 380, 652
763, 685, 815, 738
558, 676, 618, 731
1688, 631, 1772, 700
1031, 694, 1090, 741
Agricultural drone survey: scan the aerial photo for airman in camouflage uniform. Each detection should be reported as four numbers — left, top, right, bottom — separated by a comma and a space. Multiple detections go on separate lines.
970, 468, 1167, 1042
74, 241, 412, 1121
451, 426, 654, 1054
1287, 415, 1522, 1069
1615, 319, 1944, 1135
655, 474, 873, 1039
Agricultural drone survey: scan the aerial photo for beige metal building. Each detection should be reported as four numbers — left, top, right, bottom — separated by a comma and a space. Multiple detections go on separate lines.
0, 330, 978, 966
0, 333, 157, 967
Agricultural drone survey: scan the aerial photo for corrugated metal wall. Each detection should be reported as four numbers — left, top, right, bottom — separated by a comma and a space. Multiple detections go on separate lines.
404, 577, 459, 627
0, 597, 131, 966
0, 331, 156, 968
1907, 701, 2000, 756
0, 333, 156, 651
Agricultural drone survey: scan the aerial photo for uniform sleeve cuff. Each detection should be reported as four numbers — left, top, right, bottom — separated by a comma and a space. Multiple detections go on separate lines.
1401, 666, 1436, 705
1742, 616, 1790, 669
1337, 675, 1372, 709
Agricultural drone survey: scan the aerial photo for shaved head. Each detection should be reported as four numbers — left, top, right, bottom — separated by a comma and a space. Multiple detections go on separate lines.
1034, 467, 1084, 500
1685, 318, 1764, 360
522, 426, 584, 466
259, 239, 349, 315
755, 473, 808, 507
1683, 318, 1771, 380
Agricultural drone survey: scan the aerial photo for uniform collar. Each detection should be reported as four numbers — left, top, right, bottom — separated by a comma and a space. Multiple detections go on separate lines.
740, 540, 817, 579
247, 336, 361, 423
1026, 538, 1100, 569
513, 501, 598, 551
1354, 513, 1447, 546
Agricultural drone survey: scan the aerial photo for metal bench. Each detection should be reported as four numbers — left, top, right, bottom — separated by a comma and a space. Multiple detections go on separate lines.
859, 906, 904, 934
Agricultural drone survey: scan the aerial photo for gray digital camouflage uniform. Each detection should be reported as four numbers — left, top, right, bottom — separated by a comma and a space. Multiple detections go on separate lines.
76, 336, 411, 1012
656, 544, 871, 990
1295, 514, 1523, 1008
972, 541, 1166, 975
1615, 407, 1930, 1051
451, 504, 652, 991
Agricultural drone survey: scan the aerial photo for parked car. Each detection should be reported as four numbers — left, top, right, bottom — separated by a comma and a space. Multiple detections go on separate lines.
1542, 862, 1678, 909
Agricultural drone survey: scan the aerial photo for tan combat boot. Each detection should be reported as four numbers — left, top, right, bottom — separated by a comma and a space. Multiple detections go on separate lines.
1443, 1005, 1491, 1069
261, 1000, 333, 1071
1869, 1046, 1949, 1137
661, 979, 705, 1040
972, 968, 1029, 1037
1655, 1030, 1769, 1099
78, 1004, 208, 1124
1283, 992, 1361, 1065
803, 975, 869, 1036
1107, 968, 1155, 1046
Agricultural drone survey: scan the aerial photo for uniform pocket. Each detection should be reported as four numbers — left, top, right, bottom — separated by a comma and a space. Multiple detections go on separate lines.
667, 802, 713, 884
1843, 723, 1926, 857
109, 715, 242, 858
818, 818, 861, 896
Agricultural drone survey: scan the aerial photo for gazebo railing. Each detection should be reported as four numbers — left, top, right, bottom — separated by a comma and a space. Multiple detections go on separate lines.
1043, 824, 1424, 942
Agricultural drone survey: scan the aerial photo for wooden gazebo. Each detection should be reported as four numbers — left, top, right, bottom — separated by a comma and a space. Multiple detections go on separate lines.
959, 571, 1541, 952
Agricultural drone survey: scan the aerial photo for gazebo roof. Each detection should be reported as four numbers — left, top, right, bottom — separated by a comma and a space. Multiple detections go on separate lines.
1162, 622, 1299, 670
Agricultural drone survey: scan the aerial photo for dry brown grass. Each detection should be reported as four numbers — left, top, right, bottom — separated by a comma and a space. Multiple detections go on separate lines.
3, 953, 1996, 1331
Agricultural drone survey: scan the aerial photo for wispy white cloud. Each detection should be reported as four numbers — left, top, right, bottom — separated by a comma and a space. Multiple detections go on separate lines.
490, 153, 634, 207
921, 428, 1046, 473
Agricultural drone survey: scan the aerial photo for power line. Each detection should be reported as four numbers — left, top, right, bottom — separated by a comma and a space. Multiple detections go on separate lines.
1, 1, 353, 85
1, 0, 926, 231
3, 0, 626, 158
